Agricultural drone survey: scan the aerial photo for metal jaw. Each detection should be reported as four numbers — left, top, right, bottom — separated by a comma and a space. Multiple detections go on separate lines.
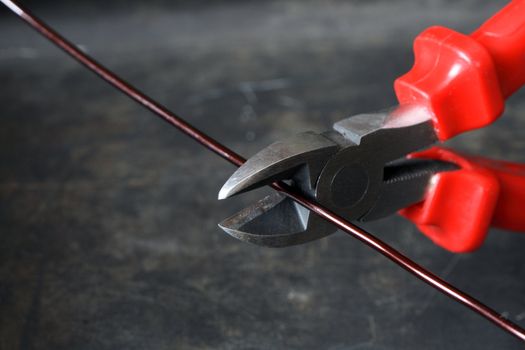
218, 105, 451, 247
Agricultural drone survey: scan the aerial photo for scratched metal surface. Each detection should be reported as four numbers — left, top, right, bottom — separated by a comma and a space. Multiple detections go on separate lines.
1, 1, 525, 349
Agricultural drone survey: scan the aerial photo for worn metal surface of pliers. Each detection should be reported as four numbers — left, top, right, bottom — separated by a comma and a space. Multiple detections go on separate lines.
219, 0, 525, 253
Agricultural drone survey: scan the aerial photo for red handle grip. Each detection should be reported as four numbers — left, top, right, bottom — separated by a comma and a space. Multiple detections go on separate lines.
395, 0, 525, 141
472, 0, 525, 98
401, 147, 525, 253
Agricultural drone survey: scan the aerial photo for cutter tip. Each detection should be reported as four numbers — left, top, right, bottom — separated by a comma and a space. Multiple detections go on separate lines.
218, 184, 232, 200
218, 174, 247, 200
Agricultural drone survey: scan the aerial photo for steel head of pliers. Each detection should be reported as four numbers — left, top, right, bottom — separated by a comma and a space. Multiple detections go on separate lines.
218, 105, 458, 247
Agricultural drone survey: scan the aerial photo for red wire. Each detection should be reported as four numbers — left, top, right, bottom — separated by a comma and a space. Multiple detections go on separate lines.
2, 0, 524, 342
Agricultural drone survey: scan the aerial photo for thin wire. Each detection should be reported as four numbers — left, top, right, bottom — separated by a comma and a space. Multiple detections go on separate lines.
2, 0, 524, 342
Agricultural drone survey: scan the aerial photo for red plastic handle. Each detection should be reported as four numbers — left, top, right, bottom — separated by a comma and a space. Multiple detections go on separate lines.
401, 147, 525, 253
395, 0, 525, 141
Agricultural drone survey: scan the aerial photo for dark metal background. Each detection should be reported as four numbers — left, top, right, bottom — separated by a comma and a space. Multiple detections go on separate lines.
1, 1, 525, 349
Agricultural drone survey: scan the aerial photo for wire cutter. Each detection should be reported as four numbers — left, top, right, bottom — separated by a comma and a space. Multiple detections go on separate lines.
218, 0, 525, 253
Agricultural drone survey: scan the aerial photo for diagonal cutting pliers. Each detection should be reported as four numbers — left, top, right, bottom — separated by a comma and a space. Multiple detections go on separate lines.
218, 0, 525, 253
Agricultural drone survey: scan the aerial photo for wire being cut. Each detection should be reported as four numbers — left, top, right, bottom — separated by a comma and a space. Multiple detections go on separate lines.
1, 0, 524, 342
